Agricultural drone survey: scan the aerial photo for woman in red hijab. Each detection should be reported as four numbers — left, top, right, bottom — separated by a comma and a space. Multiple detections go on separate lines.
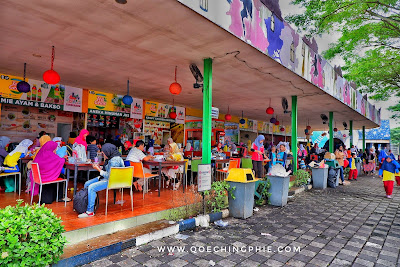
74, 129, 89, 149
123, 141, 133, 155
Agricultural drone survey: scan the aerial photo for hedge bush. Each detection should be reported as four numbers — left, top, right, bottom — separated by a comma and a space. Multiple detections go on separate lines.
0, 200, 66, 266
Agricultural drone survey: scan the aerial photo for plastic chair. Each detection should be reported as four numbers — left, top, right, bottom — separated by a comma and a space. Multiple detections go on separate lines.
130, 162, 159, 199
230, 158, 241, 169
241, 158, 253, 169
216, 160, 239, 180
224, 152, 231, 158
191, 159, 202, 185
30, 163, 67, 206
184, 151, 193, 158
105, 167, 134, 215
0, 172, 21, 196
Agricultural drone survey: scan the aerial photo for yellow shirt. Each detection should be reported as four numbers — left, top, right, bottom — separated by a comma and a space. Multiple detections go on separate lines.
4, 152, 21, 167
382, 170, 395, 182
351, 159, 356, 170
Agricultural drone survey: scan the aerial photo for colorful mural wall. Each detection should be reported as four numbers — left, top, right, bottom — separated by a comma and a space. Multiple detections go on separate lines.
177, 0, 380, 125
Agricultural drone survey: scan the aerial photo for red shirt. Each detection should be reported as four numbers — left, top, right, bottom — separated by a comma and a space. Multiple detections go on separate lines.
251, 143, 264, 161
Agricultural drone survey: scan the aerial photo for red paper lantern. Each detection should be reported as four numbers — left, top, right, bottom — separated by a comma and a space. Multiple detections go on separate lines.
43, 69, 60, 85
343, 134, 347, 137
169, 82, 182, 95
169, 111, 177, 119
334, 128, 338, 132
43, 46, 60, 85
225, 114, 232, 121
169, 66, 182, 95
274, 120, 280, 125
280, 127, 285, 132
266, 107, 274, 115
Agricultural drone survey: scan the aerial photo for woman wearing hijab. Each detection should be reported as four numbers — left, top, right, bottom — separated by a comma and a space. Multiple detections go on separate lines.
1, 139, 33, 192
32, 135, 52, 160
29, 141, 66, 203
363, 148, 375, 175
0, 136, 10, 167
298, 144, 308, 159
78, 143, 124, 218
123, 141, 133, 155
74, 129, 89, 149
335, 145, 346, 185
162, 142, 184, 190
251, 135, 266, 178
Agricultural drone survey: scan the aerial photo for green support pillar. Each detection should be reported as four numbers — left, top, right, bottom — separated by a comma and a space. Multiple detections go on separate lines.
202, 58, 212, 164
362, 126, 366, 151
291, 96, 297, 173
329, 112, 334, 153
349, 120, 353, 147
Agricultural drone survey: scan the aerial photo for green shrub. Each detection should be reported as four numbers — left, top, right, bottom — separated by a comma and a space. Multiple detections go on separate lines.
294, 170, 311, 186
0, 200, 66, 266
204, 181, 235, 213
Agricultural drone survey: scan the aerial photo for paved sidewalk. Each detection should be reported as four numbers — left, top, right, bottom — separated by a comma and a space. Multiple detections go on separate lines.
86, 174, 400, 267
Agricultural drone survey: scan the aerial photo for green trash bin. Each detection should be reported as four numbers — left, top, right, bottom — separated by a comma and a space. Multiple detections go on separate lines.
226, 168, 257, 219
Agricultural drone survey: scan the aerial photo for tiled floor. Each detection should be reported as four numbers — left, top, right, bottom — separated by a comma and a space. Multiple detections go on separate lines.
0, 179, 202, 232
89, 174, 400, 266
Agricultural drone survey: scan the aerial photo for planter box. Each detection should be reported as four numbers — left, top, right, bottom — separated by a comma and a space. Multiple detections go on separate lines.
227, 181, 256, 219
267, 175, 290, 207
311, 168, 328, 189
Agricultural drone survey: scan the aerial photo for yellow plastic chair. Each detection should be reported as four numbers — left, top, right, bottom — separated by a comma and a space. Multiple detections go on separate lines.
106, 166, 134, 215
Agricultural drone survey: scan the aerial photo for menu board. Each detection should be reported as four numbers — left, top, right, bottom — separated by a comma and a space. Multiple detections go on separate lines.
143, 120, 170, 145
87, 114, 119, 128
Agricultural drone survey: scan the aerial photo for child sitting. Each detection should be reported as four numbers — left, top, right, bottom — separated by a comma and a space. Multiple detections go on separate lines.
86, 135, 100, 161
379, 156, 400, 198
348, 153, 358, 181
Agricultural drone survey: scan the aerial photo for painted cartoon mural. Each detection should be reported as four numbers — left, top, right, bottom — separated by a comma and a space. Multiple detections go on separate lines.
177, 0, 379, 125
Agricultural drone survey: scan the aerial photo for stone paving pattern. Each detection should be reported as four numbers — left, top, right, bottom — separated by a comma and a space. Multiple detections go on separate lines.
86, 174, 400, 266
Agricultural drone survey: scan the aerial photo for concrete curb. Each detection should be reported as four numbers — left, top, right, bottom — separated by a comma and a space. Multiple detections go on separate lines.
53, 209, 230, 267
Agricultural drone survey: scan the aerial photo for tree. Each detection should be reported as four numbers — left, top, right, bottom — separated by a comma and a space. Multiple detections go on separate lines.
286, 0, 400, 103
390, 127, 400, 144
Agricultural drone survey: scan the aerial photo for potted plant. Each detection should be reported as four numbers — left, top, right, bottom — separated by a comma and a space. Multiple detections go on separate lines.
0, 200, 66, 266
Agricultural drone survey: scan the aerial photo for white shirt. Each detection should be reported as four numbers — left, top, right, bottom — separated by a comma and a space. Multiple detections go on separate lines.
126, 147, 146, 162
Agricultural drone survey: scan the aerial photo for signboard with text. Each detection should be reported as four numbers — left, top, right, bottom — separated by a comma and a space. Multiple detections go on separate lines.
88, 90, 130, 117
198, 164, 212, 192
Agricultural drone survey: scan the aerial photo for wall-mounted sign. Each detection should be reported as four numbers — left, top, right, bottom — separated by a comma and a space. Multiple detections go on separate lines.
144, 100, 185, 124
211, 107, 219, 119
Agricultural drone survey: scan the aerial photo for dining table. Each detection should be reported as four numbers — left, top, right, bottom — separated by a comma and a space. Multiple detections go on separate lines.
142, 160, 187, 196
65, 161, 102, 196
211, 158, 230, 181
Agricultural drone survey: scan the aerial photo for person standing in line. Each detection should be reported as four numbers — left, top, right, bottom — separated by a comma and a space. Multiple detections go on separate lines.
379, 156, 400, 198
251, 135, 266, 178
348, 153, 358, 181
335, 145, 346, 185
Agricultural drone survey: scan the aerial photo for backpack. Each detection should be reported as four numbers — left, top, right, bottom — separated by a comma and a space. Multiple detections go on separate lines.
73, 187, 99, 214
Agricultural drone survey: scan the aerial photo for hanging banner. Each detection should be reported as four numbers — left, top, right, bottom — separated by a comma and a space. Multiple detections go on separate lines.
0, 74, 64, 110
144, 100, 185, 123
224, 122, 239, 143
130, 98, 143, 119
175, 106, 185, 124
88, 90, 131, 117
63, 86, 83, 112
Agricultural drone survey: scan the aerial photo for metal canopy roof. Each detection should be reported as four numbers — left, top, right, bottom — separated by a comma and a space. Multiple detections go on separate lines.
0, 0, 378, 131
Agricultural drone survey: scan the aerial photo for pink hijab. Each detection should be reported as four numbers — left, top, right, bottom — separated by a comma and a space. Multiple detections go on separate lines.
74, 129, 89, 149
29, 141, 65, 196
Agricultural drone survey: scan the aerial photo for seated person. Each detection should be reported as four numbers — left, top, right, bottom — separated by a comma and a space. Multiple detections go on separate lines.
123, 141, 133, 155
162, 142, 184, 190
126, 140, 154, 191
276, 144, 287, 168
78, 144, 124, 218
86, 135, 100, 161
29, 141, 67, 203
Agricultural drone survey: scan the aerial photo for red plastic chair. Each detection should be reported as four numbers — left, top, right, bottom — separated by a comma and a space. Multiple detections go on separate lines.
216, 160, 239, 180
30, 163, 67, 206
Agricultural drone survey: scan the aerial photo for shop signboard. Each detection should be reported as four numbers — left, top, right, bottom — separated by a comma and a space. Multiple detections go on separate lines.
130, 98, 143, 119
252, 120, 258, 132
198, 164, 212, 192
63, 86, 83, 112
144, 100, 185, 124
0, 74, 65, 110
88, 90, 131, 118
